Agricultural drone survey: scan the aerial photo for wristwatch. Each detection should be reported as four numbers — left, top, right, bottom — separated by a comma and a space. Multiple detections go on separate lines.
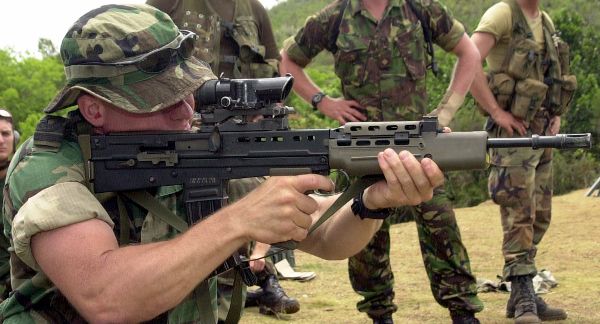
351, 190, 391, 220
311, 92, 326, 110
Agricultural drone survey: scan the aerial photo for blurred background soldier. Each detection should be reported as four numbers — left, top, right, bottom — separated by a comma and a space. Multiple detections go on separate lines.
470, 0, 573, 322
146, 0, 300, 320
0, 108, 17, 301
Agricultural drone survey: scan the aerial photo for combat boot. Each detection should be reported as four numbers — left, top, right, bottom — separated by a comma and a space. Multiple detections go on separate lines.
371, 314, 394, 324
450, 309, 480, 324
509, 275, 541, 324
244, 288, 262, 308
507, 293, 567, 321
256, 274, 300, 314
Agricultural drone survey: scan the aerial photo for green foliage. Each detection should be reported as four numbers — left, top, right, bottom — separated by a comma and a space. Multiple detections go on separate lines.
552, 9, 600, 157
0, 47, 65, 141
269, 0, 331, 49
553, 149, 598, 195
287, 67, 341, 129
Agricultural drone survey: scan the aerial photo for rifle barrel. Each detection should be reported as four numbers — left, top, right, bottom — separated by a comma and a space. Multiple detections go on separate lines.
487, 133, 592, 149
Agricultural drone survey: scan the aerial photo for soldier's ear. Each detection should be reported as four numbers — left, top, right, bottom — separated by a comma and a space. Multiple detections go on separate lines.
78, 95, 106, 128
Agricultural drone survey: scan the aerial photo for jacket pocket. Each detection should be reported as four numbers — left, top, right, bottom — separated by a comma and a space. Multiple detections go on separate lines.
554, 74, 577, 115
334, 34, 369, 87
511, 78, 548, 122
489, 72, 516, 111
394, 21, 426, 80
507, 38, 537, 80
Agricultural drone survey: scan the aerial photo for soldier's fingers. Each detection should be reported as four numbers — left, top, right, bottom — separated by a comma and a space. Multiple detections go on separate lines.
347, 100, 364, 109
397, 151, 433, 200
294, 195, 319, 225
385, 150, 422, 205
420, 158, 444, 189
290, 174, 334, 195
344, 112, 362, 123
348, 108, 368, 121
290, 227, 309, 242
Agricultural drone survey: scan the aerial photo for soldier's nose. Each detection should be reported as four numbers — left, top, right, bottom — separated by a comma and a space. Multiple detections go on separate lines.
170, 100, 194, 121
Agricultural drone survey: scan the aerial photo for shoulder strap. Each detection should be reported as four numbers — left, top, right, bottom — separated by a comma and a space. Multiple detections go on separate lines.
32, 115, 69, 152
406, 0, 440, 77
330, 0, 350, 54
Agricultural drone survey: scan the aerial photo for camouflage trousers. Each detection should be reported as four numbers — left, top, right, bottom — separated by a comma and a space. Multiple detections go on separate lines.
348, 186, 483, 318
488, 146, 553, 280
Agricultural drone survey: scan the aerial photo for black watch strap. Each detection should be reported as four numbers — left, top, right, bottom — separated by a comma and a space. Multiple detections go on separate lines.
351, 190, 391, 220
311, 92, 326, 110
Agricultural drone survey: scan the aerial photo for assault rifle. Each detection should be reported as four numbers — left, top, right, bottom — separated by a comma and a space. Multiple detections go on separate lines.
83, 75, 591, 281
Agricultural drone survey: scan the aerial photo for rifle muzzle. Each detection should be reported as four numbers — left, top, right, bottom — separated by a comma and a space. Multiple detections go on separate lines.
487, 133, 592, 149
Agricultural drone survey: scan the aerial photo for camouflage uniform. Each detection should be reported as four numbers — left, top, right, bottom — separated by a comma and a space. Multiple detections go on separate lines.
147, 0, 297, 320
147, 0, 280, 79
476, 0, 575, 280
283, 0, 483, 318
0, 5, 220, 322
0, 178, 10, 300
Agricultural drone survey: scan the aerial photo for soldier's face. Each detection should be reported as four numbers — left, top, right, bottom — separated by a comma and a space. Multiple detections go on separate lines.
93, 94, 195, 133
0, 119, 14, 162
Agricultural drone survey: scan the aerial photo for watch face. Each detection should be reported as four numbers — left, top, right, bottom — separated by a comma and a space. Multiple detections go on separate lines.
312, 92, 325, 108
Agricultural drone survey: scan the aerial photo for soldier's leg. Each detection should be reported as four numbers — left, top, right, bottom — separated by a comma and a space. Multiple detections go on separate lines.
415, 186, 483, 316
532, 148, 553, 246
249, 259, 300, 315
488, 157, 540, 279
488, 148, 553, 322
528, 148, 567, 320
268, 246, 296, 268
348, 218, 397, 319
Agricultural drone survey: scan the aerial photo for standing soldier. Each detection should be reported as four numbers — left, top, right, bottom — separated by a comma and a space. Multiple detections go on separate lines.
145, 0, 300, 320
279, 0, 483, 323
0, 109, 17, 301
469, 0, 573, 323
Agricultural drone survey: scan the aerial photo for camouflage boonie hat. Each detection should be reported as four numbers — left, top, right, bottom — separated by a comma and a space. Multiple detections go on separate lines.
45, 4, 215, 114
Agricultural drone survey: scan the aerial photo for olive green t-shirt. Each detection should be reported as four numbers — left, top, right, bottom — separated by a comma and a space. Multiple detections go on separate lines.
474, 2, 548, 76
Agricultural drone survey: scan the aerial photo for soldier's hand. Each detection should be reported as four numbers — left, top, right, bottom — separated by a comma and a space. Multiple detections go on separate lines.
363, 149, 444, 209
318, 97, 367, 125
491, 109, 526, 136
249, 258, 266, 273
231, 174, 334, 244
428, 90, 464, 127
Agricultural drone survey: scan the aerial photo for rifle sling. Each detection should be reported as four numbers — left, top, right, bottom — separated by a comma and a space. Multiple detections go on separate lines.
197, 279, 217, 324
116, 195, 130, 245
224, 270, 244, 324
275, 176, 379, 250
121, 190, 189, 233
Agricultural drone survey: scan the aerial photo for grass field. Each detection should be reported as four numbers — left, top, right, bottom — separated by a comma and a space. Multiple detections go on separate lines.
240, 189, 600, 323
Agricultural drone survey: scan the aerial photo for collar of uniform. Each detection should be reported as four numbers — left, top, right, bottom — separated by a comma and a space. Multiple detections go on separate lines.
349, 0, 405, 17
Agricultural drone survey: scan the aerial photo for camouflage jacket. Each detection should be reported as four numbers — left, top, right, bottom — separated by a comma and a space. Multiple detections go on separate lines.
284, 0, 465, 121
0, 124, 217, 323
147, 0, 280, 78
